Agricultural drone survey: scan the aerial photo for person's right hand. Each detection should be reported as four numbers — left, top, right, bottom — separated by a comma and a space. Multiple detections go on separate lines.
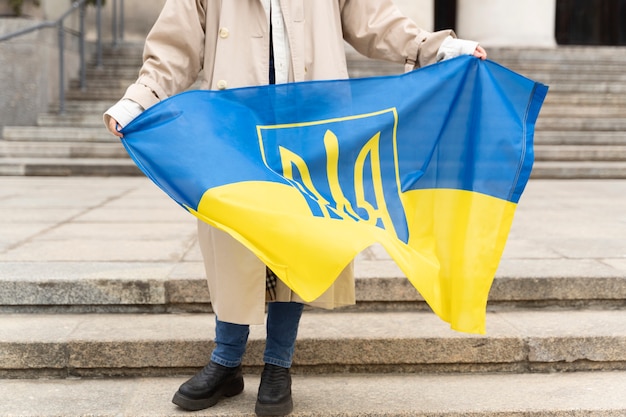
107, 116, 124, 138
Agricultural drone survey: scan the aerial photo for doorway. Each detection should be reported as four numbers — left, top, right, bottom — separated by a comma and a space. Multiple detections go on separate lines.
434, 0, 457, 31
556, 0, 626, 45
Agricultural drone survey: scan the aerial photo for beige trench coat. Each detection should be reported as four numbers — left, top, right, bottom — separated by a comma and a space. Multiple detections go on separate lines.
120, 0, 453, 325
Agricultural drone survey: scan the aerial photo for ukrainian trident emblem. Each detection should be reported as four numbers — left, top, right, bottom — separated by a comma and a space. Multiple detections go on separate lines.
257, 108, 410, 243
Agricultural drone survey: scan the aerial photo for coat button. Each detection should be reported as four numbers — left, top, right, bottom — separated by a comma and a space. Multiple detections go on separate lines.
219, 27, 229, 38
217, 80, 228, 90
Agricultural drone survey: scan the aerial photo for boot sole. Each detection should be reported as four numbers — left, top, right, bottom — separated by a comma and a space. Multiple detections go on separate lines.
172, 376, 244, 411
255, 396, 293, 416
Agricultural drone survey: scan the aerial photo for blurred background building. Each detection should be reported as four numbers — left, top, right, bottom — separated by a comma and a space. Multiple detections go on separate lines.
80, 0, 626, 47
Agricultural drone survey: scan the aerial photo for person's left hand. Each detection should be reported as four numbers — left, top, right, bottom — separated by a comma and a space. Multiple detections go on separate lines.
473, 45, 487, 60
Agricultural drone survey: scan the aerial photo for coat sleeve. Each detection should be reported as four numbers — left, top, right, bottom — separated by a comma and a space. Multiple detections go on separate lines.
338, 0, 454, 70
121, 0, 207, 110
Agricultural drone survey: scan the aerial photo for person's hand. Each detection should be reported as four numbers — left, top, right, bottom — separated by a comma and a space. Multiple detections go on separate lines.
107, 116, 124, 138
436, 37, 487, 63
473, 45, 487, 60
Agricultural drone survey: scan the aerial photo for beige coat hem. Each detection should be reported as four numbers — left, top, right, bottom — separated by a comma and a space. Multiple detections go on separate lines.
197, 220, 355, 325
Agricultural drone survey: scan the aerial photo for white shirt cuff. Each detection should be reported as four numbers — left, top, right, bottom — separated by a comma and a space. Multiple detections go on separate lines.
103, 99, 144, 129
436, 36, 479, 62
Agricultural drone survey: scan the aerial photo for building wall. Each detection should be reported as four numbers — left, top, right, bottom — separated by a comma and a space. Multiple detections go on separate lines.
457, 0, 557, 47
0, 0, 80, 129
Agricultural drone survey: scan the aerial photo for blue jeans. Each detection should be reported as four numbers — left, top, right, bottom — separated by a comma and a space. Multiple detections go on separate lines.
211, 302, 304, 369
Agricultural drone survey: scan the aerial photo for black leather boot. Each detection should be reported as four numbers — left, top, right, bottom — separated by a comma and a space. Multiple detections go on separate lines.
172, 361, 244, 411
255, 363, 293, 416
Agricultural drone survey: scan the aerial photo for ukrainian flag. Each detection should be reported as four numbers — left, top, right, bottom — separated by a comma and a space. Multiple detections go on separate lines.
121, 56, 547, 334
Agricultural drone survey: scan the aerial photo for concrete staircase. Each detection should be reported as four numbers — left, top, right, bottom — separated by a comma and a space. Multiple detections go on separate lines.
0, 174, 625, 415
1, 44, 626, 177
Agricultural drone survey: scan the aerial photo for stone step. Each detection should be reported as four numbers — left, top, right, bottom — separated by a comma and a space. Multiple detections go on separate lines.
85, 66, 139, 79
546, 83, 626, 94
541, 92, 626, 106
94, 55, 143, 68
347, 61, 626, 81
0, 157, 141, 176
2, 372, 625, 416
535, 131, 626, 145
535, 145, 626, 161
1, 258, 624, 313
65, 88, 129, 101
70, 77, 136, 91
63, 87, 123, 101
344, 48, 626, 75
538, 104, 626, 117
537, 117, 626, 131
531, 161, 626, 179
496, 61, 626, 72
2, 126, 115, 142
0, 141, 127, 159
488, 46, 626, 61
37, 113, 106, 127
349, 58, 626, 82
507, 67, 626, 80
1, 310, 625, 377
100, 43, 146, 57
501, 61, 626, 74
48, 100, 115, 114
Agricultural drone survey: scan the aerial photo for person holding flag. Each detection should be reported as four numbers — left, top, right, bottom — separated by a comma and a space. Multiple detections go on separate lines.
104, 1, 486, 415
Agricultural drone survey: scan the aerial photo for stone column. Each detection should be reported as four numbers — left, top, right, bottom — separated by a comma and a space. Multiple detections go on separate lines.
456, 0, 557, 47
